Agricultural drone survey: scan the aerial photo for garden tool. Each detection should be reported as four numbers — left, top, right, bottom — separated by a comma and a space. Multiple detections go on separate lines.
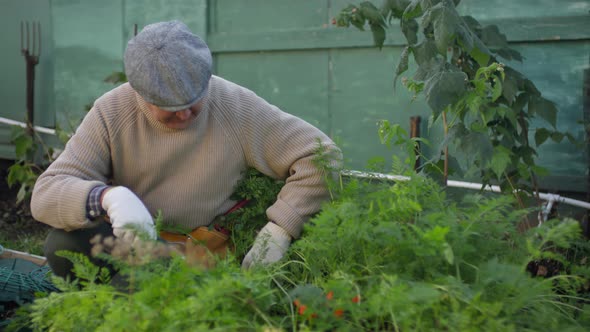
159, 199, 249, 268
20, 21, 41, 136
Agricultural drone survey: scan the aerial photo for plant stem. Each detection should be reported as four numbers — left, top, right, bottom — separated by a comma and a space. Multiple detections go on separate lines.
442, 111, 449, 185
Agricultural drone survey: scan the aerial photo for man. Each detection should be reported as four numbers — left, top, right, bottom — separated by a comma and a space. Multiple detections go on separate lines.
30, 20, 341, 278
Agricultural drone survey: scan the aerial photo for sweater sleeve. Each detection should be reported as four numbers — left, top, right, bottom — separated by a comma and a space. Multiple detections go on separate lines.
30, 107, 112, 230
215, 86, 342, 239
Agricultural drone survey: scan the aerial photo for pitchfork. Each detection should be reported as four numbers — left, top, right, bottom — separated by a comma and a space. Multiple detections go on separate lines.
20, 21, 41, 135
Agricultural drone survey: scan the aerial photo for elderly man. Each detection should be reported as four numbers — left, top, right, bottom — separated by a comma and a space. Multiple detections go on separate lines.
31, 20, 341, 278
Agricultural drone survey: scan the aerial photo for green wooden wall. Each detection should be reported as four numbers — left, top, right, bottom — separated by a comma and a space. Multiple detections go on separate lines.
209, 0, 590, 192
0, 0, 54, 158
0, 0, 588, 192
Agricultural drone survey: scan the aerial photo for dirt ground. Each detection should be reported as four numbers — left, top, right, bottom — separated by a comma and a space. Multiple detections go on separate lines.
0, 159, 50, 255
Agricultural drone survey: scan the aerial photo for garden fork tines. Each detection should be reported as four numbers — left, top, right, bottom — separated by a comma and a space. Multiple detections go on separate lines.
21, 21, 41, 63
20, 21, 41, 135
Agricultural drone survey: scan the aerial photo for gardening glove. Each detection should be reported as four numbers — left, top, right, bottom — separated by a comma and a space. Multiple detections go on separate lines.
101, 186, 157, 243
242, 222, 292, 269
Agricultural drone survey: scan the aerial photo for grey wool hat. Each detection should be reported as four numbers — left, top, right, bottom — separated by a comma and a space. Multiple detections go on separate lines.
124, 20, 212, 111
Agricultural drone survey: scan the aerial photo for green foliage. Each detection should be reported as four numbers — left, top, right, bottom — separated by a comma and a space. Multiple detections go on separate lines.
6, 126, 62, 205
6, 71, 127, 206
10, 175, 589, 331
333, 0, 578, 193
221, 168, 285, 259
378, 119, 430, 174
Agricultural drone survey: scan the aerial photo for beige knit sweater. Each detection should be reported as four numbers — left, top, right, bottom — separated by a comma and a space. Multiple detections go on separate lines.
31, 75, 340, 239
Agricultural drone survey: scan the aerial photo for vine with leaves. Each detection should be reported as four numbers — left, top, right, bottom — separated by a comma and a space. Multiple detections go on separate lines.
334, 0, 576, 203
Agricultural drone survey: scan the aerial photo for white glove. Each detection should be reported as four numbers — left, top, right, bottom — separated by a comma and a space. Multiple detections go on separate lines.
242, 222, 292, 269
101, 186, 157, 242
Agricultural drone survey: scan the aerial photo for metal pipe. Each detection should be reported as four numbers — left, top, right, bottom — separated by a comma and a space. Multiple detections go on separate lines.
409, 116, 421, 171
340, 169, 590, 210
0, 116, 55, 135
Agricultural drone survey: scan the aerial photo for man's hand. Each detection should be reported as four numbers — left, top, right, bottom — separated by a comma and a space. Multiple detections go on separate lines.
101, 186, 157, 243
242, 222, 291, 269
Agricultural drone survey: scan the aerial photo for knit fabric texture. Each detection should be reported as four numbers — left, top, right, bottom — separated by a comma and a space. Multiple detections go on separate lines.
30, 76, 341, 239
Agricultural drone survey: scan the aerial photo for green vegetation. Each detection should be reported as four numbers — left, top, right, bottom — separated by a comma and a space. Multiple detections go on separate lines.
8, 173, 590, 331
334, 0, 577, 197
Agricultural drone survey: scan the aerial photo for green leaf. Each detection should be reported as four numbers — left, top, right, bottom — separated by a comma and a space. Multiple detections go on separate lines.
511, 92, 529, 112
534, 128, 551, 146
403, 0, 422, 20
7, 163, 22, 187
491, 77, 503, 102
360, 1, 385, 22
502, 70, 519, 104
13, 134, 33, 158
432, 3, 461, 54
550, 131, 564, 143
456, 129, 494, 165
370, 24, 387, 48
456, 24, 474, 52
383, 0, 412, 19
490, 145, 511, 178
17, 184, 29, 204
461, 15, 481, 31
412, 39, 439, 66
470, 40, 491, 66
481, 25, 509, 49
401, 18, 419, 44
443, 243, 454, 265
524, 79, 541, 96
424, 69, 467, 115
528, 95, 557, 128
395, 46, 411, 86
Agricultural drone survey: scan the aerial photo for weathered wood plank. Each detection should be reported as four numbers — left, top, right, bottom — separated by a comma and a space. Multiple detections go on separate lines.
0, 248, 47, 267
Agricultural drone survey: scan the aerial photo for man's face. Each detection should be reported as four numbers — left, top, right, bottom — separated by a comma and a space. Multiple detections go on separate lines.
146, 100, 204, 130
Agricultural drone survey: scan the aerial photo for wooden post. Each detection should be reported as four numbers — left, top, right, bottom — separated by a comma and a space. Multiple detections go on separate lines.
410, 116, 421, 171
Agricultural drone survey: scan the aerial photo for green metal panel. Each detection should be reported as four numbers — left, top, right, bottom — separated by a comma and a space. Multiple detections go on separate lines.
51, 0, 208, 129
0, 0, 54, 159
329, 47, 434, 170
459, 0, 590, 19
216, 51, 331, 135
209, 0, 328, 33
124, 0, 207, 42
509, 41, 590, 192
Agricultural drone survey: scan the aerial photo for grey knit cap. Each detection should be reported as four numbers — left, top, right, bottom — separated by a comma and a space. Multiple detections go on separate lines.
124, 20, 212, 111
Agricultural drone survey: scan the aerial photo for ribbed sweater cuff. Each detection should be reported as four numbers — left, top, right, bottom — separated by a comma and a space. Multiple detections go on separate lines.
266, 199, 305, 239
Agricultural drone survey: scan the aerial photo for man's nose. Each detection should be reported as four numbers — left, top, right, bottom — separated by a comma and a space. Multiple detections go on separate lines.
175, 109, 192, 120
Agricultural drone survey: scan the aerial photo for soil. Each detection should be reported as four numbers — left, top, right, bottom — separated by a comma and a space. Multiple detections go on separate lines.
0, 159, 50, 249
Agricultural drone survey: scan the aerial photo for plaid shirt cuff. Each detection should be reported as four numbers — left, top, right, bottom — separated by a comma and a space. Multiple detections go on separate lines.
87, 185, 109, 220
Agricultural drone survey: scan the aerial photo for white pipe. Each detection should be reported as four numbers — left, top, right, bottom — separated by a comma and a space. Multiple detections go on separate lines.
0, 116, 56, 135
340, 169, 590, 210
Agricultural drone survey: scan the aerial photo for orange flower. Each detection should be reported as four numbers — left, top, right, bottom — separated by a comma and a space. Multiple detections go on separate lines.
352, 295, 360, 303
334, 308, 344, 317
326, 291, 334, 300
298, 304, 307, 315
293, 299, 301, 307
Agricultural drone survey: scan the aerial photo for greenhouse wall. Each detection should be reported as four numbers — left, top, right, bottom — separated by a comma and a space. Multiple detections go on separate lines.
1, 0, 588, 192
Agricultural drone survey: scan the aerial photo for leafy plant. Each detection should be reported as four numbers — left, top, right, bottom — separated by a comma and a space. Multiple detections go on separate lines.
10, 173, 589, 331
7, 71, 127, 206
333, 0, 577, 197
6, 126, 66, 205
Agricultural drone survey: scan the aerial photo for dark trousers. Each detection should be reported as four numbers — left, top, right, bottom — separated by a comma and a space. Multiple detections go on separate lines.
44, 221, 115, 280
